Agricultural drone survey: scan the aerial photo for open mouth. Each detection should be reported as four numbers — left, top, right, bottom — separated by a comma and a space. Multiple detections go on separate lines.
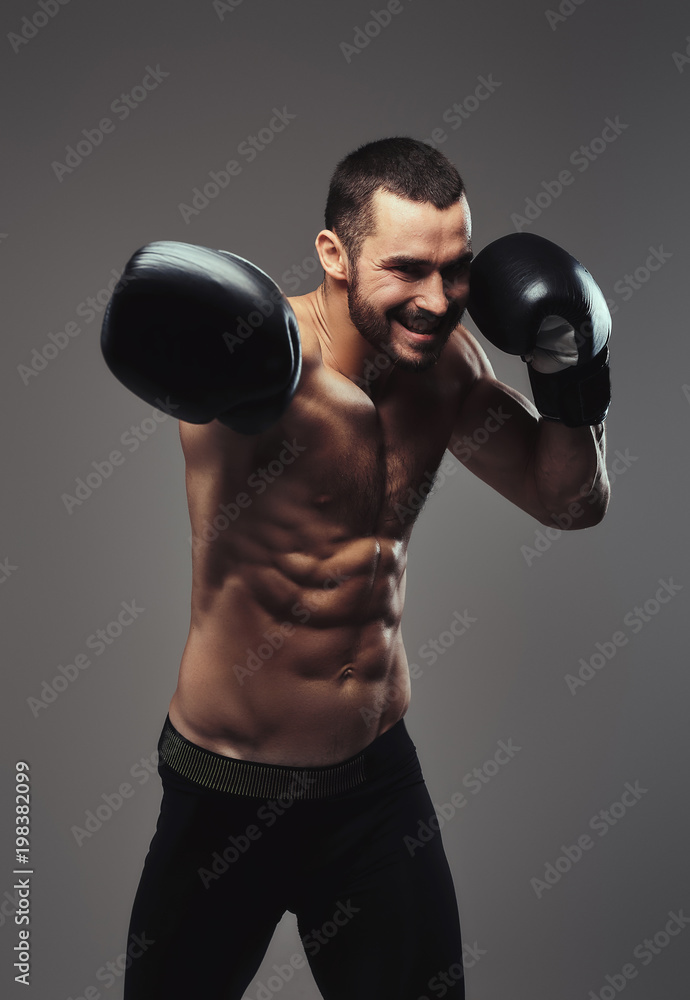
393, 318, 439, 340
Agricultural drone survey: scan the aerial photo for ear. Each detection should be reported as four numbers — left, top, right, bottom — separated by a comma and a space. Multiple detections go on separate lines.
315, 230, 350, 282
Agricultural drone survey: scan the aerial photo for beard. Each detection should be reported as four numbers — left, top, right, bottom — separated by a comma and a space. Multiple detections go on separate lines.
346, 263, 464, 372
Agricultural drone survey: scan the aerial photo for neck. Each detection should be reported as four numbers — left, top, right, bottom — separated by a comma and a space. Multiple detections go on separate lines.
307, 279, 396, 398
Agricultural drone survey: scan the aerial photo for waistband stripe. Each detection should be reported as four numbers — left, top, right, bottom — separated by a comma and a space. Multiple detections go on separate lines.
158, 718, 368, 798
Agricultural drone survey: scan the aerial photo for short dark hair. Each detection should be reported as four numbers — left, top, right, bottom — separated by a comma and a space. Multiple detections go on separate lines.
324, 137, 465, 264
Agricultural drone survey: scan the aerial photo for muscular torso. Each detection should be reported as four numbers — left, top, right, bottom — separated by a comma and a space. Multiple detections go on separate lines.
168, 297, 477, 765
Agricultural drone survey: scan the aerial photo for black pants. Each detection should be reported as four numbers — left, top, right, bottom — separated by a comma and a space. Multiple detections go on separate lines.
123, 715, 465, 999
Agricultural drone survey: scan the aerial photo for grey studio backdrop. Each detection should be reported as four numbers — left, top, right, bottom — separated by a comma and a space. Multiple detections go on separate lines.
1, 0, 689, 998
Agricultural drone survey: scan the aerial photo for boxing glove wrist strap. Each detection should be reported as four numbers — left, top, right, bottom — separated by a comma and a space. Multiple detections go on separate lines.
527, 345, 610, 427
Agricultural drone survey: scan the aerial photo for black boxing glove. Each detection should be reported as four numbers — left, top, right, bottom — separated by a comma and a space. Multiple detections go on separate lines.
100, 241, 301, 434
467, 233, 611, 427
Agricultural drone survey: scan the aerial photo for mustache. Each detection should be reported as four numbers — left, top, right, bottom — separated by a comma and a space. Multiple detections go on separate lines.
394, 301, 465, 332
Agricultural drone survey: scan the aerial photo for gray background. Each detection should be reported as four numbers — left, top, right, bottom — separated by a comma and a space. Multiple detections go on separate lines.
1, 0, 689, 997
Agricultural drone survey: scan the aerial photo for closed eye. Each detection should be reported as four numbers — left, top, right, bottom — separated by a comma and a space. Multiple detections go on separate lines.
394, 264, 423, 278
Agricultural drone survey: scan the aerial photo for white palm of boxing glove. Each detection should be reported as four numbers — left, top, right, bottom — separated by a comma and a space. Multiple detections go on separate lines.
523, 314, 580, 374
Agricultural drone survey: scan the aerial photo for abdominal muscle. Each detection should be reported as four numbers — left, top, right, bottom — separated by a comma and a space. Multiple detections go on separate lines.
168, 533, 412, 767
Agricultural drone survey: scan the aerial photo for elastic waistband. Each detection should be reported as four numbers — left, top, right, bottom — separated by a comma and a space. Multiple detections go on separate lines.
157, 715, 415, 799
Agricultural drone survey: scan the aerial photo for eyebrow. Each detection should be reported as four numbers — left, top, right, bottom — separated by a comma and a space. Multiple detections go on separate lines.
380, 249, 474, 270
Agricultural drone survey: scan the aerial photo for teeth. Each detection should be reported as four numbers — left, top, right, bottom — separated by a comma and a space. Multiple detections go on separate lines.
395, 318, 437, 334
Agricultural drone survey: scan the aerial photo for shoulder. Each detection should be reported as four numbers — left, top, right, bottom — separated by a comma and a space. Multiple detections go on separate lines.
286, 293, 324, 374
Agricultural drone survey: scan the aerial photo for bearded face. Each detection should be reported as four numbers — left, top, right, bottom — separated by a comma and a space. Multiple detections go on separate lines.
346, 259, 466, 372
341, 190, 472, 372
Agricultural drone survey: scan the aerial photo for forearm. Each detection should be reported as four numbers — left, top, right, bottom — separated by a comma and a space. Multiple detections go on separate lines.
532, 418, 609, 528
466, 231, 613, 529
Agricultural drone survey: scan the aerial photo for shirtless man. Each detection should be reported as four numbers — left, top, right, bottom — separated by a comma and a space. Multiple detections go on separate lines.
101, 137, 611, 999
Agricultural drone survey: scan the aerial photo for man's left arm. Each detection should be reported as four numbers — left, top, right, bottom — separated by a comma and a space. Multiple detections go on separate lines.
448, 337, 609, 529
448, 232, 613, 529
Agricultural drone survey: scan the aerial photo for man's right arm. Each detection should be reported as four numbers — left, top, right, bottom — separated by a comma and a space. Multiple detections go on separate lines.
100, 241, 302, 435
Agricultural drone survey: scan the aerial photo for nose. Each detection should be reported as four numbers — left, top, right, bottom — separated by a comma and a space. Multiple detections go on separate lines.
413, 272, 451, 317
